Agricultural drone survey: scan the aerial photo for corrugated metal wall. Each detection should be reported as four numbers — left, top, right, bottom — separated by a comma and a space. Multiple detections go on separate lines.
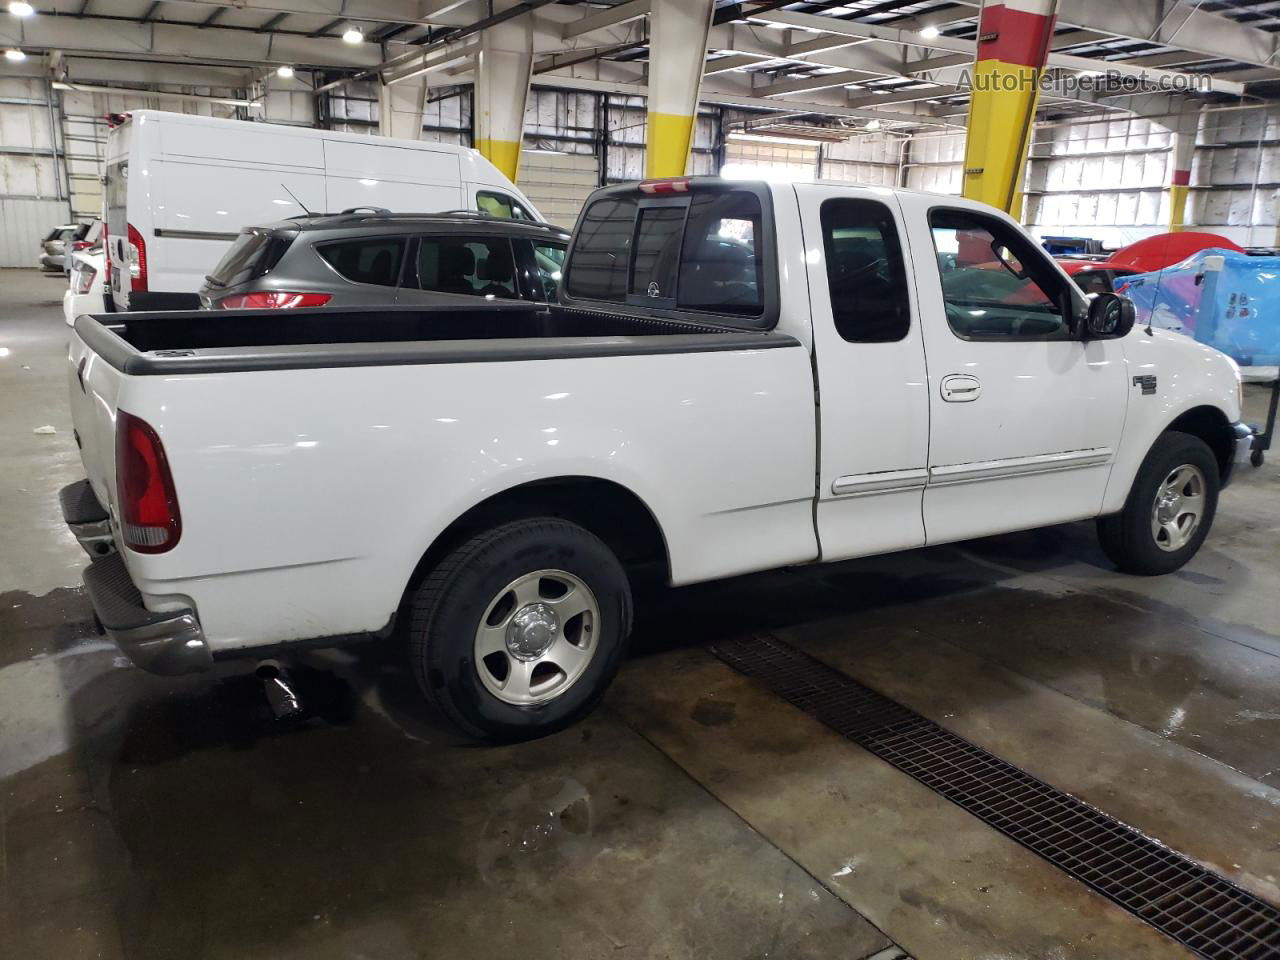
0, 197, 72, 268
518, 150, 596, 229
905, 109, 1280, 247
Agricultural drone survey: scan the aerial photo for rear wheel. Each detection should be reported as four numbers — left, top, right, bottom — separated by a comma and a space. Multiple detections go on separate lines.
406, 518, 632, 741
1097, 431, 1219, 576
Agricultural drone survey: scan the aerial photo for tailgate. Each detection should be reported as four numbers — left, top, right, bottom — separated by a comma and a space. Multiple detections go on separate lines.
67, 326, 125, 519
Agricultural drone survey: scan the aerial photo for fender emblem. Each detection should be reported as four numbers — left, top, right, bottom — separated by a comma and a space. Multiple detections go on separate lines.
1132, 374, 1157, 395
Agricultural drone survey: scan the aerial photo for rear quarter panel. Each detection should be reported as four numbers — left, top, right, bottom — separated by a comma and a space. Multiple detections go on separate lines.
118, 345, 818, 652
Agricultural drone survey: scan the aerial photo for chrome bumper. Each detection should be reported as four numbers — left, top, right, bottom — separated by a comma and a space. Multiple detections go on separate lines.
1233, 422, 1257, 465
60, 480, 212, 675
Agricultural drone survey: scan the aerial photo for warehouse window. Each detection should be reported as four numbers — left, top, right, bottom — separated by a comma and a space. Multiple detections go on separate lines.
820, 198, 909, 342
930, 209, 1072, 341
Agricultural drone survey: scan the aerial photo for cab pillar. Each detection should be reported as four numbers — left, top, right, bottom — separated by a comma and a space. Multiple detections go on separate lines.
378, 77, 428, 140
474, 0, 533, 183
961, 0, 1058, 217
645, 0, 716, 178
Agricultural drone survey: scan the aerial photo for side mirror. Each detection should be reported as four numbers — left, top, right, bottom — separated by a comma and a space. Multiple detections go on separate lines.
1085, 292, 1136, 339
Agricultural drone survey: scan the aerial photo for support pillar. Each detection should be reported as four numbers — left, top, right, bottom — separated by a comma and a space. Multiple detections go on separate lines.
474, 0, 533, 183
645, 0, 716, 178
1167, 108, 1199, 231
961, 0, 1058, 216
378, 77, 427, 140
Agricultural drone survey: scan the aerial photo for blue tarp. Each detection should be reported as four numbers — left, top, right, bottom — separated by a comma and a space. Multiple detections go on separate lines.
1117, 248, 1280, 367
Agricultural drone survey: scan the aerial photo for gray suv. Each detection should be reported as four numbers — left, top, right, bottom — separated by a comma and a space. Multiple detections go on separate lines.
199, 211, 570, 310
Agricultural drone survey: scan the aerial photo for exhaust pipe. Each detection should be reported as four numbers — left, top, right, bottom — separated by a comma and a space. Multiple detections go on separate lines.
256, 659, 302, 719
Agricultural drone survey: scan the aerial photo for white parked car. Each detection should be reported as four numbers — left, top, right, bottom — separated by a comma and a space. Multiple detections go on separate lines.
63, 245, 106, 325
63, 178, 1253, 741
103, 110, 544, 311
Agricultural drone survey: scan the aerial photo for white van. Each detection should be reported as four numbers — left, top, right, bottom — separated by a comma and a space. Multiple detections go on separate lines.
103, 110, 543, 310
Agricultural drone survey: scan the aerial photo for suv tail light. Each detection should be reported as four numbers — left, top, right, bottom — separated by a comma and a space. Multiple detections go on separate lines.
116, 411, 181, 553
216, 291, 332, 309
72, 240, 92, 251
73, 264, 97, 295
126, 222, 147, 292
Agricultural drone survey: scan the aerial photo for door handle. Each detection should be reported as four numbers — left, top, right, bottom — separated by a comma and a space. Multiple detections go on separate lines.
941, 374, 982, 402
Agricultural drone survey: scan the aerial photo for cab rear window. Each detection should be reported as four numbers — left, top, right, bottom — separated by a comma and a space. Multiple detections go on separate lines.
566, 188, 766, 321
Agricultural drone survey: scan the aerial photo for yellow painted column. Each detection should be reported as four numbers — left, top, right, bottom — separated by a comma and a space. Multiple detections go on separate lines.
474, 0, 533, 183
961, 0, 1058, 216
646, 0, 716, 178
1167, 118, 1198, 231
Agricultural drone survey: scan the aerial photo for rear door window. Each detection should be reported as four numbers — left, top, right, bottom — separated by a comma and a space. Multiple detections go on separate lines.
316, 236, 406, 287
207, 232, 293, 288
413, 236, 519, 299
820, 198, 910, 342
531, 241, 566, 301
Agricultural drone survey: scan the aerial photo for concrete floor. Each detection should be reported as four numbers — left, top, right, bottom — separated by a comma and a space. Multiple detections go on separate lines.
1, 265, 1278, 960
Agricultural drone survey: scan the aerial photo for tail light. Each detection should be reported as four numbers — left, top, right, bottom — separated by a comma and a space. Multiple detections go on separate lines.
216, 291, 332, 309
638, 178, 690, 194
102, 223, 111, 274
73, 264, 97, 295
126, 222, 147, 292
116, 410, 181, 553
72, 240, 92, 251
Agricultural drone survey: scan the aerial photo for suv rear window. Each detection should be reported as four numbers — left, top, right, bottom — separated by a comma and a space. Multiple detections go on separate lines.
207, 231, 293, 288
316, 237, 406, 287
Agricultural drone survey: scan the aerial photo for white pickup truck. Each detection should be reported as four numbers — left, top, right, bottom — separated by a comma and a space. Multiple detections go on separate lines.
63, 178, 1253, 740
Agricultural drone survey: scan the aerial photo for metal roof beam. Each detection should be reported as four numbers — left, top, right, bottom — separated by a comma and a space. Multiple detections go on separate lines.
747, 9, 1245, 95
0, 14, 384, 67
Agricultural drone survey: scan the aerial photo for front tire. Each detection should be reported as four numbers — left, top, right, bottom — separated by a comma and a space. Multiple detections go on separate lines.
406, 518, 632, 742
1097, 431, 1220, 576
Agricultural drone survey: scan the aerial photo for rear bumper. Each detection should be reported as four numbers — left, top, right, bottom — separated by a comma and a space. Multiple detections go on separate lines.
60, 480, 212, 675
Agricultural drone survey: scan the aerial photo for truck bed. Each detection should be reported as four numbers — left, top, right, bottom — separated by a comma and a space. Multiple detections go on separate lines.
75, 303, 799, 375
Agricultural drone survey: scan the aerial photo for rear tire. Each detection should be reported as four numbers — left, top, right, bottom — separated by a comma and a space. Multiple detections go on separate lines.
1097, 431, 1219, 576
406, 517, 632, 742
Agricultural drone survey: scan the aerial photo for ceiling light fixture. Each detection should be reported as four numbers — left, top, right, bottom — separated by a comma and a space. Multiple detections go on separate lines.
5, 47, 26, 61
276, 64, 294, 78
9, 1, 34, 16
864, 119, 882, 131
342, 26, 363, 43
919, 25, 941, 40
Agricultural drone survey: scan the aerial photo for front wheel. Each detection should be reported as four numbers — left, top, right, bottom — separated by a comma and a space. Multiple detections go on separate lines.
406, 517, 632, 742
1097, 431, 1220, 576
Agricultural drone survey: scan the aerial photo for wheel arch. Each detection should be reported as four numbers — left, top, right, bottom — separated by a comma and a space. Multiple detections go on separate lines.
1165, 404, 1234, 482
397, 475, 671, 622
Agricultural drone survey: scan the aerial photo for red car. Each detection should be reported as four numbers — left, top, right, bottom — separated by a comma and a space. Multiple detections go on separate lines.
1057, 231, 1245, 296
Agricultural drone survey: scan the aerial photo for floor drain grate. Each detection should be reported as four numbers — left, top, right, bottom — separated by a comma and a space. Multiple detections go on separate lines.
711, 634, 1280, 960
